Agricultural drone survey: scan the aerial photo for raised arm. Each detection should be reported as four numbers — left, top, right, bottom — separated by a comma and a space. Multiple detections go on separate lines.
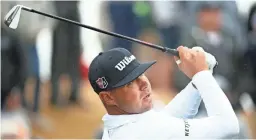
163, 82, 201, 119
163, 47, 217, 119
170, 47, 239, 138
142, 71, 239, 139
179, 71, 239, 138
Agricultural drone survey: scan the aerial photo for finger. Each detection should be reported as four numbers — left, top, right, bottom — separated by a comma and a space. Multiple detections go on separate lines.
176, 46, 184, 61
190, 49, 197, 58
181, 47, 192, 60
176, 45, 184, 52
177, 46, 187, 59
174, 56, 179, 61
176, 59, 181, 65
174, 56, 181, 65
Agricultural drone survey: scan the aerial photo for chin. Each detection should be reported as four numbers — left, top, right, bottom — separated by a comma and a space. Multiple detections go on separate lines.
144, 106, 153, 113
138, 107, 151, 114
144, 101, 153, 111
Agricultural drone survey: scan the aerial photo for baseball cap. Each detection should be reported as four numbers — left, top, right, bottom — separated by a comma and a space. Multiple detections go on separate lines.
88, 48, 156, 94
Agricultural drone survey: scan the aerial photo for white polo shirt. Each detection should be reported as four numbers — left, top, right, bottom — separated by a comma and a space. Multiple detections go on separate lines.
102, 71, 239, 139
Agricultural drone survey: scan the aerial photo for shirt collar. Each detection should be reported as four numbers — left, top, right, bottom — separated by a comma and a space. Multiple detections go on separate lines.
102, 110, 153, 129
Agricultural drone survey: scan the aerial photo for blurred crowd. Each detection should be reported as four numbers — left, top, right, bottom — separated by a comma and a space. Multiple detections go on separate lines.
1, 1, 256, 139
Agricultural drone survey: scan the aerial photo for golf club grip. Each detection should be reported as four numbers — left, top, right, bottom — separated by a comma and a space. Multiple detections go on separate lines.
22, 7, 179, 57
164, 48, 179, 57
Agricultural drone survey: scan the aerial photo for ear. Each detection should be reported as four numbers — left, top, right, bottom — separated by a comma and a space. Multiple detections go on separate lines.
99, 91, 117, 106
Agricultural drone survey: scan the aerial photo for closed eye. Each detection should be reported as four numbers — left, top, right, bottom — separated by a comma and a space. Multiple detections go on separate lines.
126, 74, 145, 87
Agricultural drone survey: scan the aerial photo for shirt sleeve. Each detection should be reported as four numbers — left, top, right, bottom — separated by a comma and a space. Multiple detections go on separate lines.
178, 70, 239, 138
162, 82, 202, 119
149, 71, 239, 139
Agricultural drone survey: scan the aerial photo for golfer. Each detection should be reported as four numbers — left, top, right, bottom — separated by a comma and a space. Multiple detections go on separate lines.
88, 46, 239, 139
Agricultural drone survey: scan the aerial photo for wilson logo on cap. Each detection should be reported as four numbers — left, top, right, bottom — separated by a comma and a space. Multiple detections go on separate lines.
115, 55, 136, 71
96, 77, 108, 89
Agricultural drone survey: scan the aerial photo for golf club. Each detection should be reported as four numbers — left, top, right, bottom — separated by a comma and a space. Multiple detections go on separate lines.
4, 5, 179, 57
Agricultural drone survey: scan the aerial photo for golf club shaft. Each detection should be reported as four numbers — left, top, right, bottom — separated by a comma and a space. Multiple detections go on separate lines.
22, 7, 179, 57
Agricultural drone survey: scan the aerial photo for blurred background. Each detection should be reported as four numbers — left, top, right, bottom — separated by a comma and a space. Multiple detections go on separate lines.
1, 0, 256, 139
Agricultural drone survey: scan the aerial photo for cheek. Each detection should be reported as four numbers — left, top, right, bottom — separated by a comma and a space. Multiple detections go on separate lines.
125, 91, 141, 103
119, 91, 142, 108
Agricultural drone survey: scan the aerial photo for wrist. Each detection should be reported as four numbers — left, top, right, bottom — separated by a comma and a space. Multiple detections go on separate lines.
192, 70, 212, 81
190, 67, 209, 79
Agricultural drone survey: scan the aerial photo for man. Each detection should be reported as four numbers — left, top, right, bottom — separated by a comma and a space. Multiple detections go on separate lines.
51, 1, 81, 106
1, 26, 31, 139
1, 25, 27, 109
88, 46, 239, 139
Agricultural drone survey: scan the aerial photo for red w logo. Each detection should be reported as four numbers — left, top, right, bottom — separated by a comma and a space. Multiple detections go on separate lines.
96, 77, 108, 89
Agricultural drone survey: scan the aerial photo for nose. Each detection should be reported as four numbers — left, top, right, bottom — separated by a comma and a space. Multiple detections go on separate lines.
137, 75, 149, 91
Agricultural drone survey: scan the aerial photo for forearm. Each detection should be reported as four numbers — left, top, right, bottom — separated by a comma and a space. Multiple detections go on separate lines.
163, 82, 201, 119
192, 70, 239, 134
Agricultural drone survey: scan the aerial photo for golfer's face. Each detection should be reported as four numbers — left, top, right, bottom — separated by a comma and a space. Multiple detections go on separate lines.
112, 74, 153, 114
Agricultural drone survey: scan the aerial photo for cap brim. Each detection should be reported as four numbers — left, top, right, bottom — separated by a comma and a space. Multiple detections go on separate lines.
112, 61, 156, 89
